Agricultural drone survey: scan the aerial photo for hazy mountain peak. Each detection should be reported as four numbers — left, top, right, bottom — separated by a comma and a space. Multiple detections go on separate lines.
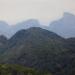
27, 27, 43, 31
0, 12, 75, 38
48, 12, 75, 38
63, 12, 75, 17
24, 19, 39, 24
16, 19, 40, 27
62, 12, 75, 22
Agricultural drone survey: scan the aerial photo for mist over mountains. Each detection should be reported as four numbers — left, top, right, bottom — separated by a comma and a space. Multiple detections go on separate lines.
0, 12, 75, 38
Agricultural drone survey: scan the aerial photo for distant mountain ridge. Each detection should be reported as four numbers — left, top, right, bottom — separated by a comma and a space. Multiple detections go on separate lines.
0, 19, 41, 38
48, 12, 75, 38
0, 12, 75, 38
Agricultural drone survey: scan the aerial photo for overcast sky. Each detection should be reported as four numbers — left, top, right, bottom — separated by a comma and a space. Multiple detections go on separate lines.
0, 0, 75, 25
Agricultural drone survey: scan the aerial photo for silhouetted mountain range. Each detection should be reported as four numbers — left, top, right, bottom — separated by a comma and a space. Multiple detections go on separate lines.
0, 12, 75, 38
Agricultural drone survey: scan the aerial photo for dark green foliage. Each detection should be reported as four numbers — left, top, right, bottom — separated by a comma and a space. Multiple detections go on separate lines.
0, 64, 52, 75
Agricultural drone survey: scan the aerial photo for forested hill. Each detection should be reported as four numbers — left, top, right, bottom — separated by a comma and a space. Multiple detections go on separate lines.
0, 27, 75, 75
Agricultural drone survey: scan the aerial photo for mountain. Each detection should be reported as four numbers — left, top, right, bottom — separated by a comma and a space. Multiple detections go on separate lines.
11, 19, 41, 36
14, 19, 41, 29
0, 19, 41, 38
0, 27, 70, 75
0, 12, 75, 38
48, 12, 75, 38
0, 27, 75, 75
12, 12, 75, 38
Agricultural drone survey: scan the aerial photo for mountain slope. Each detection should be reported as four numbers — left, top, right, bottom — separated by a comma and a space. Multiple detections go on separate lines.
0, 35, 8, 54
48, 12, 75, 38
0, 27, 69, 75
0, 27, 75, 75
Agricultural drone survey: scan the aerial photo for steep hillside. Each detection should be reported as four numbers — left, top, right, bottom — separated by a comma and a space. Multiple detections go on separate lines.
0, 35, 8, 54
0, 27, 75, 75
0, 27, 67, 74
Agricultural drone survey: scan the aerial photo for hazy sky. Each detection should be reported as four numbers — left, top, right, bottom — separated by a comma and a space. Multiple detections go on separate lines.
0, 0, 75, 25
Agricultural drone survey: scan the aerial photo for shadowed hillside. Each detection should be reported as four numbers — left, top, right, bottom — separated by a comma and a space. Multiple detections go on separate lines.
0, 27, 75, 75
